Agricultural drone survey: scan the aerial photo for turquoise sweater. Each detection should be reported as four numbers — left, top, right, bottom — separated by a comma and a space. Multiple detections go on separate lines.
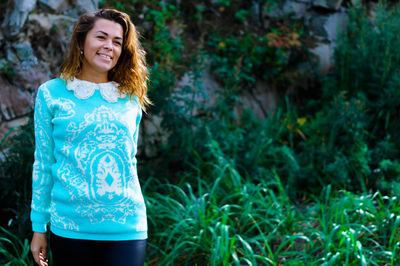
30, 78, 147, 240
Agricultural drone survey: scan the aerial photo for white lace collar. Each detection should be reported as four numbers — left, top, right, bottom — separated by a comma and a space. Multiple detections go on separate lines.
66, 78, 126, 103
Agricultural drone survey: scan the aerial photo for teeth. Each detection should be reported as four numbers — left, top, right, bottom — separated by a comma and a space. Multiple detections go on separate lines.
98, 54, 111, 59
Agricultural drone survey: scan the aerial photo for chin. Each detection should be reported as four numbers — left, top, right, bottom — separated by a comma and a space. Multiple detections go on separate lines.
92, 60, 115, 70
95, 65, 115, 73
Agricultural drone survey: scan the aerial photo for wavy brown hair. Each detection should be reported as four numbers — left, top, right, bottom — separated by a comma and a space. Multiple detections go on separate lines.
59, 9, 150, 109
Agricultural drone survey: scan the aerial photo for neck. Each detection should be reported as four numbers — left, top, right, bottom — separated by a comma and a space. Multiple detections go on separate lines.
77, 66, 109, 84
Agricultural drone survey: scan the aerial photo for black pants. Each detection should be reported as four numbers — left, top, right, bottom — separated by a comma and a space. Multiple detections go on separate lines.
50, 232, 146, 266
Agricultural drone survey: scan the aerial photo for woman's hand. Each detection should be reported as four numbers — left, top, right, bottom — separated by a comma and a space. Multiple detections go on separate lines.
30, 232, 48, 266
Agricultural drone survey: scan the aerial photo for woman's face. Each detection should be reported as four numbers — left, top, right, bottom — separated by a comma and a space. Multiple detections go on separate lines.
81, 18, 123, 76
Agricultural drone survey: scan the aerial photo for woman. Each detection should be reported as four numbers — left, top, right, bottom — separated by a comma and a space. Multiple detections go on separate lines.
30, 9, 150, 266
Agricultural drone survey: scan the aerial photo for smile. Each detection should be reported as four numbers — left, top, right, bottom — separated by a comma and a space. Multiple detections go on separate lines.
97, 53, 112, 60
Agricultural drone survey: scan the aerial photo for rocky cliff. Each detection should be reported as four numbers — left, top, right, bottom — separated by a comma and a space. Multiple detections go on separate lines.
0, 0, 364, 137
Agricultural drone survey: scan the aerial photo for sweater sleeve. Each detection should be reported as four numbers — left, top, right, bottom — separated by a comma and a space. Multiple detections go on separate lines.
30, 84, 55, 233
134, 106, 142, 145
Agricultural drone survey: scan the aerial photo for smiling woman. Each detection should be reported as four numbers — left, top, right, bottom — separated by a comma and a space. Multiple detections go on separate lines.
59, 9, 150, 108
78, 19, 124, 82
29, 9, 150, 266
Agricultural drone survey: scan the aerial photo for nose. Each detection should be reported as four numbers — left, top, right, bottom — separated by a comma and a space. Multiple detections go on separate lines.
103, 39, 113, 50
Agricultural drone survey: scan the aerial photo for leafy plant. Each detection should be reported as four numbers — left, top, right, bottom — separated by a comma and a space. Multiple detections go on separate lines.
324, 2, 400, 155
0, 226, 34, 266
0, 116, 34, 237
207, 26, 301, 90
145, 171, 400, 265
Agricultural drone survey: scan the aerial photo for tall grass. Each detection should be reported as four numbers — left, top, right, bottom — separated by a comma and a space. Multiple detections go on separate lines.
145, 169, 400, 265
0, 227, 33, 266
1, 175, 398, 265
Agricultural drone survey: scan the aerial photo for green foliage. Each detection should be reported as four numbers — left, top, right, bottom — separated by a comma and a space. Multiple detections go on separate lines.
216, 0, 231, 7
148, 74, 394, 195
292, 95, 371, 192
325, 2, 400, 152
207, 26, 302, 89
0, 116, 34, 237
297, 1, 400, 192
144, 1, 183, 66
0, 60, 15, 77
121, 0, 186, 114
234, 9, 250, 23
0, 226, 34, 266
309, 187, 400, 265
145, 172, 400, 264
379, 159, 400, 180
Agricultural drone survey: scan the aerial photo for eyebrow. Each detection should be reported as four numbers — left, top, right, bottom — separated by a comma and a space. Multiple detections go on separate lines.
95, 30, 123, 40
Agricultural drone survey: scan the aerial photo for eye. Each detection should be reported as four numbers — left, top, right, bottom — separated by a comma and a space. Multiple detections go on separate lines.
97, 35, 105, 39
114, 41, 122, 46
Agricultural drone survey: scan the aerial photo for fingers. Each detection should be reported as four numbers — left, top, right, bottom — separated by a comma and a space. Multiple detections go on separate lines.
31, 249, 48, 266
39, 251, 49, 266
40, 249, 48, 260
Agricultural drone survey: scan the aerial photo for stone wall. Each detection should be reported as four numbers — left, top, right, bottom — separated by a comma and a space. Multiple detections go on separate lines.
0, 0, 99, 136
0, 0, 358, 137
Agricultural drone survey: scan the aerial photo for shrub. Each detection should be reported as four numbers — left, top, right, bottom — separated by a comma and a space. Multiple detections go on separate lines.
207, 25, 302, 90
307, 1, 400, 191
0, 116, 34, 238
322, 1, 400, 155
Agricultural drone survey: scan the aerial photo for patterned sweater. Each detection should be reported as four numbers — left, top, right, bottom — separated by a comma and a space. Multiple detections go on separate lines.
30, 78, 147, 240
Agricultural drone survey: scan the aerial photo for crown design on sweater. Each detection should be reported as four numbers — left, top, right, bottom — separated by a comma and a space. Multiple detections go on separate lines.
66, 78, 126, 103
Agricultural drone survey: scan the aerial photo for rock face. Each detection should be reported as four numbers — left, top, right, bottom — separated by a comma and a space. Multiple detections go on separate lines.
0, 0, 353, 143
0, 0, 99, 138
265, 0, 311, 19
2, 0, 37, 38
313, 0, 344, 11
309, 11, 348, 42
173, 63, 220, 117
236, 81, 278, 120
309, 43, 334, 74
27, 13, 76, 72
38, 0, 64, 11
0, 78, 30, 121
260, 0, 348, 75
